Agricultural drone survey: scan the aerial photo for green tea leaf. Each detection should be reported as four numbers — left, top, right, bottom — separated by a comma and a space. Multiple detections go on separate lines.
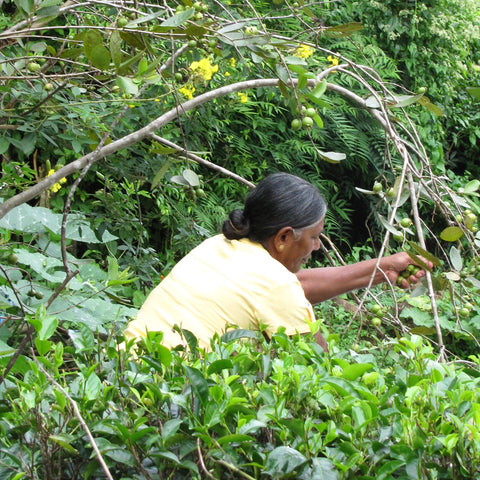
440, 226, 463, 242
183, 365, 208, 405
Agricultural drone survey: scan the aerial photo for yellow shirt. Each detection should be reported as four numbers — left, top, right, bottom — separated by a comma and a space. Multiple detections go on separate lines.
124, 235, 315, 349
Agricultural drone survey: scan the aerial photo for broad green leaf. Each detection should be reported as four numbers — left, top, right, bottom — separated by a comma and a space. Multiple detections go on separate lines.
38, 314, 58, 341
29, 41, 47, 53
340, 363, 373, 381
84, 372, 101, 401
182, 169, 200, 187
310, 79, 327, 99
464, 179, 480, 193
159, 8, 194, 27
170, 175, 189, 186
83, 30, 103, 58
405, 241, 441, 267
104, 449, 135, 465
151, 160, 173, 189
220, 329, 258, 343
218, 22, 246, 35
0, 137, 10, 155
207, 359, 233, 375
109, 30, 123, 68
287, 64, 308, 75
449, 245, 463, 272
239, 419, 266, 435
161, 418, 183, 441
318, 151, 346, 164
313, 113, 323, 128
375, 214, 403, 236
49, 433, 78, 454
9, 133, 36, 156
35, 338, 52, 356
440, 226, 463, 242
116, 76, 139, 95
137, 57, 148, 75
388, 93, 424, 108
264, 446, 307, 476
120, 31, 149, 50
183, 365, 208, 405
36, 5, 59, 17
377, 460, 405, 480
284, 55, 307, 66
89, 45, 110, 70
309, 457, 338, 480
68, 323, 95, 353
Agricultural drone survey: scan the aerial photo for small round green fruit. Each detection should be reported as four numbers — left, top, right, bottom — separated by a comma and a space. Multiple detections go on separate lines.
291, 118, 302, 131
27, 62, 41, 72
302, 116, 314, 128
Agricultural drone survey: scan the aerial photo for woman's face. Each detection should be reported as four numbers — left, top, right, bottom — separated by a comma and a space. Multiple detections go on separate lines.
282, 220, 324, 273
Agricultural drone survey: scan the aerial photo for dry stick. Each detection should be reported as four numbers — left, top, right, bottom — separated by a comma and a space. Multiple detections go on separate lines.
406, 168, 446, 360
34, 361, 115, 480
150, 134, 255, 188
196, 438, 216, 480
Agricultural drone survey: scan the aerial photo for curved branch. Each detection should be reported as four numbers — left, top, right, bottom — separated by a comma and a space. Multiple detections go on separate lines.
0, 78, 310, 219
150, 134, 255, 188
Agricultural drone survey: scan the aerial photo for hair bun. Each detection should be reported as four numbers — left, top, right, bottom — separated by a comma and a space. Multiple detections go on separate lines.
222, 209, 250, 239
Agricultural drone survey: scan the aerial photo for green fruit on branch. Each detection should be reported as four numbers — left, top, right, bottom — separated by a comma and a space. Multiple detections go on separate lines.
27, 62, 41, 72
400, 217, 412, 228
117, 16, 129, 27
302, 116, 313, 128
291, 118, 302, 131
371, 317, 382, 327
373, 182, 383, 193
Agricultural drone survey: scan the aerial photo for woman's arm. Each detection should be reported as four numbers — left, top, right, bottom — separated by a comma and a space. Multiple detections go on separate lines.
297, 252, 430, 305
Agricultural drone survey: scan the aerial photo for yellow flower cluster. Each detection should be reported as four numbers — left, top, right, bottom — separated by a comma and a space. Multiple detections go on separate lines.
179, 85, 196, 99
237, 92, 248, 103
295, 44, 314, 59
327, 55, 339, 66
190, 58, 218, 81
47, 168, 67, 193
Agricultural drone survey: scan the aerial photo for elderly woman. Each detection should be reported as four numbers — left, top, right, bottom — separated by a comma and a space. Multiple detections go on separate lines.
124, 173, 428, 351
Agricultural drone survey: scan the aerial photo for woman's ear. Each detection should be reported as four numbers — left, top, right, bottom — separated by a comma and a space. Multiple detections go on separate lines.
273, 226, 294, 253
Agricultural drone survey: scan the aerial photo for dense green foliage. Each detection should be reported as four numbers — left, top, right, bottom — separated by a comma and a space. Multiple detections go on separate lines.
1, 0, 480, 478
2, 328, 480, 479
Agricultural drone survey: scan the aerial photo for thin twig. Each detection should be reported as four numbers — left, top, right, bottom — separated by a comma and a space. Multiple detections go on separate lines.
34, 360, 115, 480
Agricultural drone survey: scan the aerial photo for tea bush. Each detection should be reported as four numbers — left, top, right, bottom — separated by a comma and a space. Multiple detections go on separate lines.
1, 324, 480, 479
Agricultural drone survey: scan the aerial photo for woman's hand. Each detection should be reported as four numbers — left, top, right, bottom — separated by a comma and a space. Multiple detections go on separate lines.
380, 252, 433, 289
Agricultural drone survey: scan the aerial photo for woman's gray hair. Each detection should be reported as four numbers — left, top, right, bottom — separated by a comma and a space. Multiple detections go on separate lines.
223, 172, 327, 242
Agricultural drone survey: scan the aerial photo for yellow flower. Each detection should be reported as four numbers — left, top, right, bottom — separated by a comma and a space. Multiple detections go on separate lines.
294, 44, 314, 59
230, 57, 236, 67
190, 58, 218, 81
225, 71, 231, 77
179, 84, 196, 99
238, 92, 248, 103
47, 168, 66, 192
129, 104, 135, 108
327, 55, 339, 66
